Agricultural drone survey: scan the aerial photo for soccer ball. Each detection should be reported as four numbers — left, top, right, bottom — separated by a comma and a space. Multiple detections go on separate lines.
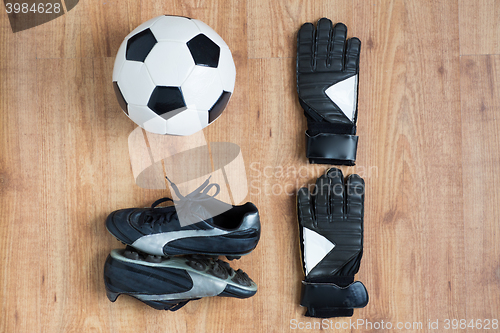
112, 15, 236, 136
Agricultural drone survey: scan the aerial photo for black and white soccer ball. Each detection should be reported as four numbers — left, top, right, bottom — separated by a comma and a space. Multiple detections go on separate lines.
112, 15, 236, 136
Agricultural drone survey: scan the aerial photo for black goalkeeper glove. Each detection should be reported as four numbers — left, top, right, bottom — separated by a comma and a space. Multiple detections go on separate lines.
297, 168, 368, 318
297, 18, 361, 165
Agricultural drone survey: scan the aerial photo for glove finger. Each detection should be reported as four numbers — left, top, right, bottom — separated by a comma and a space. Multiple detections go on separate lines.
329, 23, 347, 71
346, 174, 364, 220
326, 168, 345, 218
314, 172, 331, 227
297, 187, 315, 229
297, 22, 315, 73
345, 37, 361, 73
315, 18, 333, 71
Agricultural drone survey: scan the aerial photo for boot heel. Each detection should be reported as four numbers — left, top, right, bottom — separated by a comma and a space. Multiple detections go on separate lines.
141, 299, 192, 311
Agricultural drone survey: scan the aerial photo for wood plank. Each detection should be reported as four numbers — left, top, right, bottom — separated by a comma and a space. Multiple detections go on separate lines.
248, 0, 353, 58
460, 54, 500, 320
0, 12, 41, 333
247, 57, 315, 330
403, 0, 465, 326
459, 0, 500, 55
353, 0, 407, 324
89, 57, 147, 333
36, 57, 94, 331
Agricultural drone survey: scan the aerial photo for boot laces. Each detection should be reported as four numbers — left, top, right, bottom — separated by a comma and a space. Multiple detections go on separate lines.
140, 177, 220, 227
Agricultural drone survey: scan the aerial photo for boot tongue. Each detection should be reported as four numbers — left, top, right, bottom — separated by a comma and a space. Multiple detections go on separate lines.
174, 195, 233, 228
176, 203, 215, 227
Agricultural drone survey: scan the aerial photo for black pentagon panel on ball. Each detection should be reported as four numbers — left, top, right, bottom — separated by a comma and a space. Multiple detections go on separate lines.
187, 34, 220, 68
126, 28, 158, 62
113, 81, 128, 115
208, 91, 231, 123
148, 86, 187, 116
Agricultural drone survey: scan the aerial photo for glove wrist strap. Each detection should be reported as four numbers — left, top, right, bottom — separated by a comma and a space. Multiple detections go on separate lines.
306, 132, 358, 165
300, 280, 369, 318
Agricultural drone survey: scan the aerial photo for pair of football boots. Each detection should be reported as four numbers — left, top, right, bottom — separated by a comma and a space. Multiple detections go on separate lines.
104, 179, 261, 311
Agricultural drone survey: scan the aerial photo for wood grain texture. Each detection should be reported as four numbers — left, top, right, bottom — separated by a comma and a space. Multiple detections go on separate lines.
247, 57, 309, 328
353, 0, 407, 324
403, 0, 466, 326
35, 0, 134, 59
1, 0, 500, 332
0, 10, 41, 333
248, 0, 353, 58
459, 0, 500, 55
460, 54, 500, 321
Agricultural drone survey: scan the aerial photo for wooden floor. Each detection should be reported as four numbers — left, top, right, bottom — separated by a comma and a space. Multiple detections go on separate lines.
1, 0, 500, 332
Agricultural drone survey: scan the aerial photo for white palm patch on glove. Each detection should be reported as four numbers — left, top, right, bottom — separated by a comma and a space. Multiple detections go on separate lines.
303, 227, 335, 275
324, 74, 358, 122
